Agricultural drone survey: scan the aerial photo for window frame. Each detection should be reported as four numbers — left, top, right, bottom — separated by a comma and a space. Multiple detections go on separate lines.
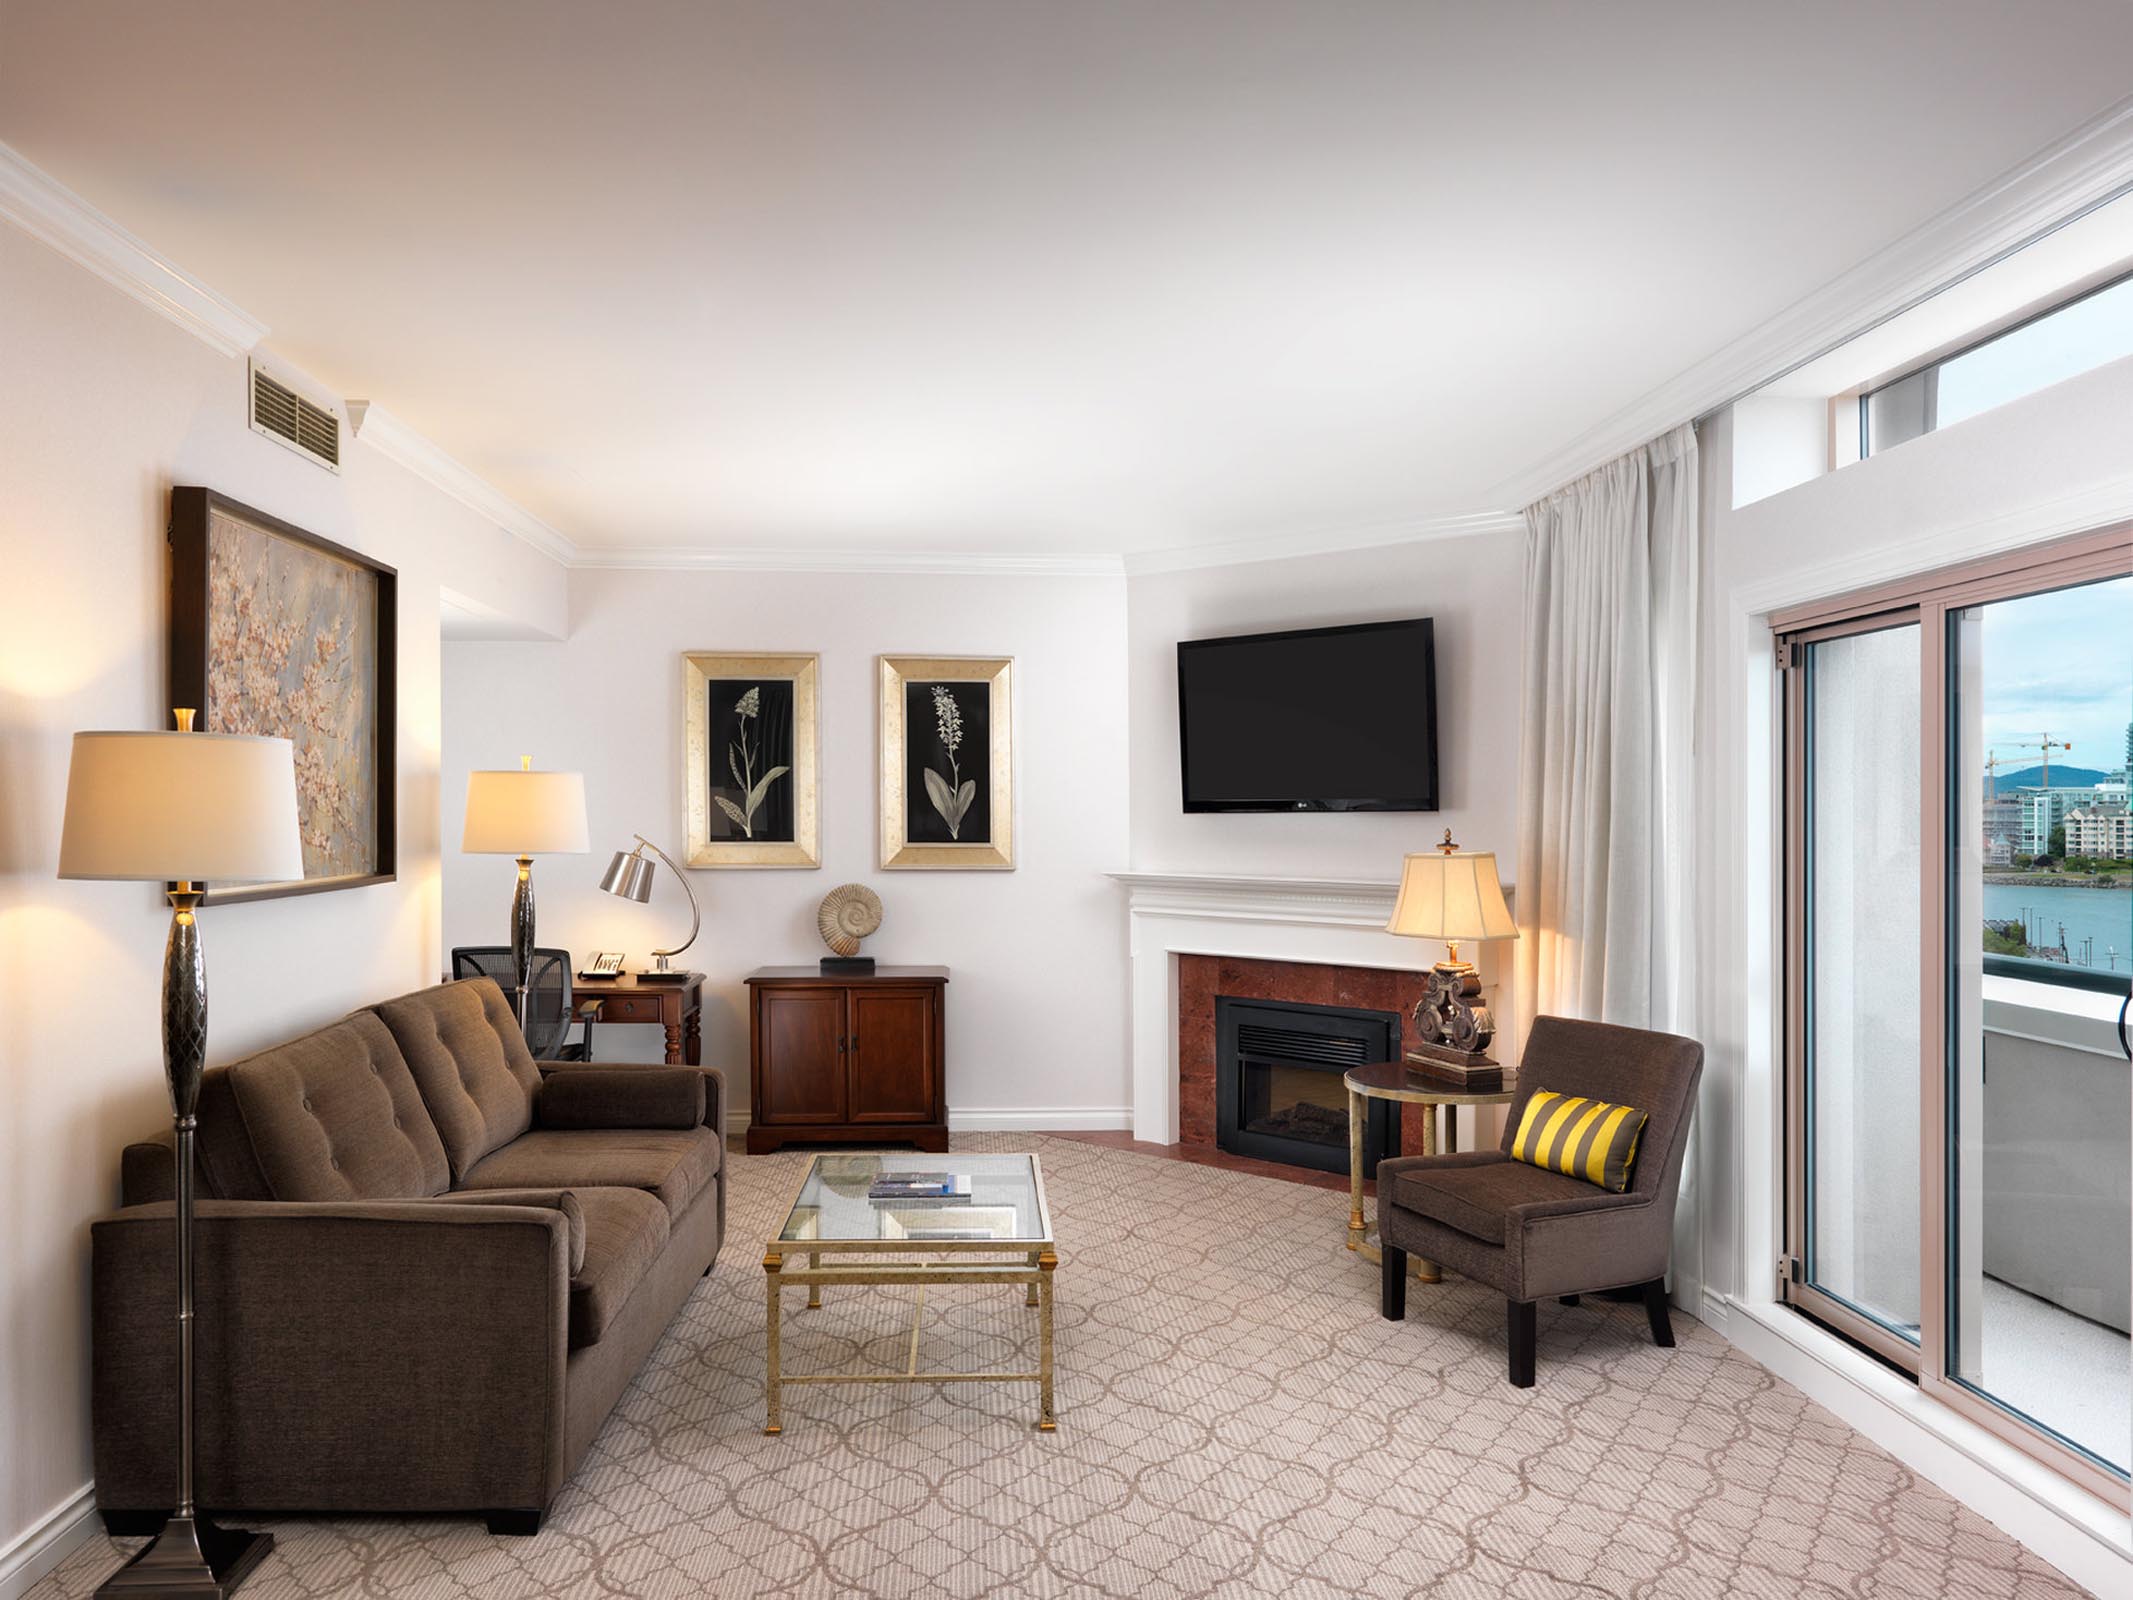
1773, 523, 2133, 1507
1858, 262, 2133, 458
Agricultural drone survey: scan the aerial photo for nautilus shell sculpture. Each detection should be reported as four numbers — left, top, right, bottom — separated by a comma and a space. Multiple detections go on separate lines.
817, 883, 884, 957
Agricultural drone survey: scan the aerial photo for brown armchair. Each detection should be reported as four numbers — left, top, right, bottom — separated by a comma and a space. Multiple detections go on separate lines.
1376, 1015, 1703, 1387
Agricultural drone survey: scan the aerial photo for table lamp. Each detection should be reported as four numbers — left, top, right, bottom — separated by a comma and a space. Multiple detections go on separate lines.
59, 710, 303, 1598
598, 834, 700, 977
1386, 829, 1518, 1081
461, 758, 588, 1028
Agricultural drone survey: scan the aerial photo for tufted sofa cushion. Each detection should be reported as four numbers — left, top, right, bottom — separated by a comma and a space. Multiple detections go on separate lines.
205, 1013, 451, 1202
370, 978, 543, 1178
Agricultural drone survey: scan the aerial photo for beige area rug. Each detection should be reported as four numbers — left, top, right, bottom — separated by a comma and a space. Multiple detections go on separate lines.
33, 1134, 2092, 1599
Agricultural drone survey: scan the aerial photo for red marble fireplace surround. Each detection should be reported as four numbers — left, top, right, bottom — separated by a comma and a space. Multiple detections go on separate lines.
1178, 954, 1438, 1155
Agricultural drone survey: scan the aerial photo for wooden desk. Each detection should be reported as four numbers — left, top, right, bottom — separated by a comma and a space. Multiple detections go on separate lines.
574, 971, 705, 1065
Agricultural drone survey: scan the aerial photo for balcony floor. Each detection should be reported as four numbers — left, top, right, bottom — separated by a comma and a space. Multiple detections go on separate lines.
1974, 1275, 2130, 1474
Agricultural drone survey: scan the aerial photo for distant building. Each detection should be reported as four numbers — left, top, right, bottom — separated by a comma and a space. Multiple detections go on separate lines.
2063, 804, 2133, 859
2018, 781, 2130, 855
1983, 835, 2014, 867
1981, 795, 2023, 854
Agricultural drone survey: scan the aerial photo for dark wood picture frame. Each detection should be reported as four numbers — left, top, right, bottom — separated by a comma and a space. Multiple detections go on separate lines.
168, 486, 398, 904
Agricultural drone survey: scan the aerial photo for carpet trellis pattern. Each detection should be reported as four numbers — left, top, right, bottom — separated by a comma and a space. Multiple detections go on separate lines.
33, 1134, 2091, 1598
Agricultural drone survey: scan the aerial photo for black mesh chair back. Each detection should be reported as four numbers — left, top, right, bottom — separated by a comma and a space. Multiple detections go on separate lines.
450, 946, 586, 1060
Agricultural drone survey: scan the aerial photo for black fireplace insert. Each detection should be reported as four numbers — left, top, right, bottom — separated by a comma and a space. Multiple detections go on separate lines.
1215, 995, 1399, 1176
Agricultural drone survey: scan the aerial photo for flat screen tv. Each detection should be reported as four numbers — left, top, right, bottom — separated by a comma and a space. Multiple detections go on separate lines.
1177, 618, 1437, 812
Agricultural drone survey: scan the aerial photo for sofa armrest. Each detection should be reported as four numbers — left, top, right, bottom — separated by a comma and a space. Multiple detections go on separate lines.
411, 1188, 585, 1273
92, 1199, 570, 1515
539, 1062, 727, 1139
536, 1067, 705, 1130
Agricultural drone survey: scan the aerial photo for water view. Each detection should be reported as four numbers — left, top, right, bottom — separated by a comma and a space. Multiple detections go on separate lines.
1983, 882, 2133, 971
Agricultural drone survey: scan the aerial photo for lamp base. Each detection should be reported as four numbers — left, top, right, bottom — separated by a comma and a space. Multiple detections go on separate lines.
96, 1514, 272, 1598
1403, 1041, 1505, 1092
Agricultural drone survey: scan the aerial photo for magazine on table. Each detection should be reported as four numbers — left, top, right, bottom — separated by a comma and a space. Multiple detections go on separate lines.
867, 1172, 973, 1202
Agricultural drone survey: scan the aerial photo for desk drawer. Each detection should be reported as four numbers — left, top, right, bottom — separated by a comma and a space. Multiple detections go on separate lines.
594, 992, 664, 1023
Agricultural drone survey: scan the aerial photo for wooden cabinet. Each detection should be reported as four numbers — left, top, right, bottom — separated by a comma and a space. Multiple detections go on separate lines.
745, 967, 947, 1153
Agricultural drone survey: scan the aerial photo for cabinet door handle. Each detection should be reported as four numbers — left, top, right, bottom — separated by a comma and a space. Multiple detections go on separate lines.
838, 1036, 847, 1052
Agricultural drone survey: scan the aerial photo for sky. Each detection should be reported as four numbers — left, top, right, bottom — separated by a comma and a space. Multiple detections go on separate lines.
1977, 572, 2132, 781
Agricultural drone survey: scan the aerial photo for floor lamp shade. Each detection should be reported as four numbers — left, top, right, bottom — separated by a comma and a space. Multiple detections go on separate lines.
60, 731, 304, 883
461, 768, 590, 854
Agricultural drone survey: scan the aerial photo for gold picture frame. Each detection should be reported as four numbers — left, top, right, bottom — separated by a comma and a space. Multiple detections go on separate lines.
684, 652, 821, 868
879, 655, 1014, 870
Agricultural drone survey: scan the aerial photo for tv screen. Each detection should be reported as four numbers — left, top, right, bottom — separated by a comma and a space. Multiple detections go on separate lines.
1177, 618, 1437, 812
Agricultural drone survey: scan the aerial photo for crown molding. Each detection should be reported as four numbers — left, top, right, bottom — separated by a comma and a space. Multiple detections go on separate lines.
0, 143, 269, 358
1121, 510, 1525, 576
346, 401, 578, 566
573, 544, 1125, 577
1489, 90, 2133, 511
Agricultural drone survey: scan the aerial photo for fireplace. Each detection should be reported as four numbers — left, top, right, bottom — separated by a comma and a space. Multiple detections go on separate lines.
1215, 996, 1399, 1175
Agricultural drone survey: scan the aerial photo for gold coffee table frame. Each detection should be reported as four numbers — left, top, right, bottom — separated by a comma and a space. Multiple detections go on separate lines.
762, 1152, 1058, 1435
1344, 1063, 1517, 1284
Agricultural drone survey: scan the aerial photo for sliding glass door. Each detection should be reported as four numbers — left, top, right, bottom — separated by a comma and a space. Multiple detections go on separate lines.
1778, 529, 2132, 1502
1792, 620, 1924, 1351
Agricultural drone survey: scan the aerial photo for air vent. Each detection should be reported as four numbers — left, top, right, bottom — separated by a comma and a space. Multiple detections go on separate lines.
1234, 1021, 1373, 1068
249, 362, 340, 471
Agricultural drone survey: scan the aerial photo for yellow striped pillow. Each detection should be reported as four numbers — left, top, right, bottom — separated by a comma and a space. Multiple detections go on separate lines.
1509, 1090, 1648, 1193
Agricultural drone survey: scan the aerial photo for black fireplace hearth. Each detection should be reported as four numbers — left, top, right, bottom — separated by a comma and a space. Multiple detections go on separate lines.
1215, 995, 1399, 1176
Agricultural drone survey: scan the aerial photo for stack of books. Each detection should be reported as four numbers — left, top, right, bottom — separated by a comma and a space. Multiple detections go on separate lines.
866, 1172, 973, 1203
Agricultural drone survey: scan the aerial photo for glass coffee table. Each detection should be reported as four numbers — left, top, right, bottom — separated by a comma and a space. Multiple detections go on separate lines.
761, 1152, 1058, 1434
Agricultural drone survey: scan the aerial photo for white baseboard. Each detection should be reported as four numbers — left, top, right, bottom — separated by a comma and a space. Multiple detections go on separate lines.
0, 1485, 99, 1600
948, 1106, 1134, 1132
1695, 1284, 1731, 1334
1721, 1294, 2131, 1597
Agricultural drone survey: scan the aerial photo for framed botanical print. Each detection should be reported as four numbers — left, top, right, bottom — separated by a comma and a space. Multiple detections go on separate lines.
879, 655, 1014, 870
684, 652, 821, 867
169, 486, 397, 904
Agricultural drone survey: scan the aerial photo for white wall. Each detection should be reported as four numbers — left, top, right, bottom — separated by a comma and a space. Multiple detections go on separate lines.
440, 565, 1132, 1123
0, 224, 566, 1581
1124, 532, 1526, 878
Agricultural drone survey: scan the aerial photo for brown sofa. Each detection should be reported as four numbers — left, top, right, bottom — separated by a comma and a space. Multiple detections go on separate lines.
91, 977, 725, 1536
1377, 1014, 1702, 1387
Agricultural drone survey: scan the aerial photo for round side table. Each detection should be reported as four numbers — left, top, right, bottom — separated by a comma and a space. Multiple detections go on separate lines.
1343, 1062, 1518, 1284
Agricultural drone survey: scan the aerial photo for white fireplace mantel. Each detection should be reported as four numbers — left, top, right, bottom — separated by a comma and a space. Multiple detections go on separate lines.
1110, 870, 1433, 1142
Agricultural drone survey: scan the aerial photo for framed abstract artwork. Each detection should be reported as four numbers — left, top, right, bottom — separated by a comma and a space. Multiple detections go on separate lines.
684, 651, 821, 867
878, 655, 1014, 870
168, 486, 398, 904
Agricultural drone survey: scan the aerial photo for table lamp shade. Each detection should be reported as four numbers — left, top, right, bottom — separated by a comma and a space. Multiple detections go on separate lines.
462, 768, 589, 854
59, 731, 303, 882
1386, 849, 1517, 943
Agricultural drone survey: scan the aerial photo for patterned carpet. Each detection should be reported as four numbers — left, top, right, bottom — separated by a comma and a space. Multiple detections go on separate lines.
33, 1134, 2091, 1599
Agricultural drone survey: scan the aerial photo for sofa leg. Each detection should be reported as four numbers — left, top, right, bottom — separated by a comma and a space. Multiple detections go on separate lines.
100, 1509, 170, 1537
486, 1509, 545, 1537
1380, 1242, 1407, 1321
1507, 1299, 1536, 1388
1642, 1279, 1675, 1348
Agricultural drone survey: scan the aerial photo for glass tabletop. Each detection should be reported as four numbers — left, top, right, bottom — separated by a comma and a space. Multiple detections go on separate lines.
777, 1153, 1050, 1245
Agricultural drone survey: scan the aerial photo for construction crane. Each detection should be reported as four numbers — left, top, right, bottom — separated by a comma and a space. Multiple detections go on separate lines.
2001, 733, 2074, 792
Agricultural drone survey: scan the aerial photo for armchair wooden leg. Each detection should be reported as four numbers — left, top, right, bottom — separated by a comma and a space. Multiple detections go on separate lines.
1642, 1279, 1675, 1348
1380, 1241, 1407, 1321
1507, 1299, 1536, 1388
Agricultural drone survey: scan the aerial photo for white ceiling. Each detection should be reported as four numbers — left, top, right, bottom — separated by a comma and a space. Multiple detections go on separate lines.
7, 1, 2133, 560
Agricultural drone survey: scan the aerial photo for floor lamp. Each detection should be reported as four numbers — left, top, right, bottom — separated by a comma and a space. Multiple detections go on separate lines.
461, 758, 589, 1029
60, 713, 303, 1598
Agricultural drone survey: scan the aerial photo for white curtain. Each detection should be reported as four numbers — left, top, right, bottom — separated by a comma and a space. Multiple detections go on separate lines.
1513, 423, 1698, 1040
